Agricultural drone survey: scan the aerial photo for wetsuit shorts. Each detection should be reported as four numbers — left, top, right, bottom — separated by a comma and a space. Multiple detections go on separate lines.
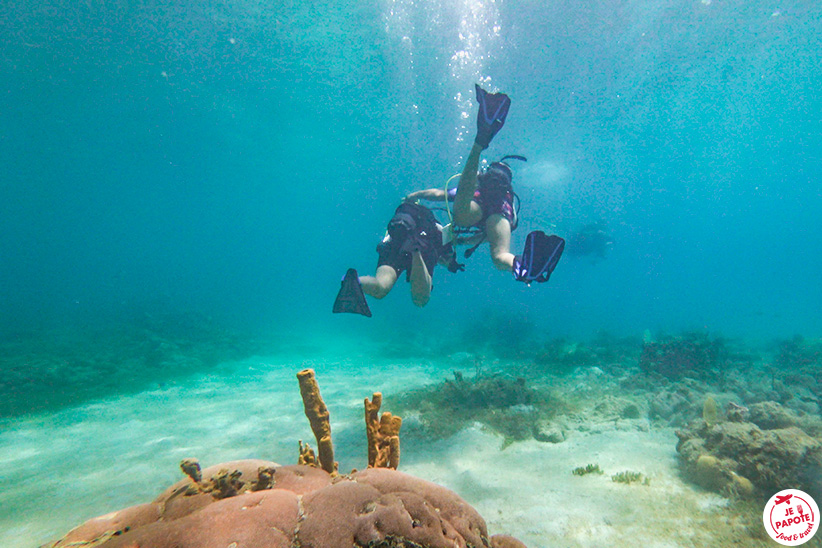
376, 234, 439, 280
474, 187, 517, 229
448, 183, 516, 229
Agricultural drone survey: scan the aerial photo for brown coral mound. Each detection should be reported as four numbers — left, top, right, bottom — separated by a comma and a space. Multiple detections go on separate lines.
47, 462, 514, 548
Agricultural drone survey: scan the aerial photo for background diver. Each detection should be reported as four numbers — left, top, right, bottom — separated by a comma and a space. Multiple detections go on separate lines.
334, 85, 566, 317
566, 221, 614, 261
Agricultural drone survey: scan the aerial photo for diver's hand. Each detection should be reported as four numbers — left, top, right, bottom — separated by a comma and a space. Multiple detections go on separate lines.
404, 189, 445, 203
475, 84, 511, 149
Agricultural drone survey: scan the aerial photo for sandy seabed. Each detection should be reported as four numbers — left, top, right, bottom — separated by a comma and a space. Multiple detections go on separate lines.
0, 354, 784, 548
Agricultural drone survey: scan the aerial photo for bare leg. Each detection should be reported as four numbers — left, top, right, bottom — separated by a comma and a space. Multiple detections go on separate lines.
360, 265, 398, 299
485, 214, 515, 271
409, 250, 432, 307
453, 143, 485, 227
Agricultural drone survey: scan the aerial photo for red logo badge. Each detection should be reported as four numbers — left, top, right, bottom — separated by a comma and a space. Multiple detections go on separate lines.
763, 489, 819, 546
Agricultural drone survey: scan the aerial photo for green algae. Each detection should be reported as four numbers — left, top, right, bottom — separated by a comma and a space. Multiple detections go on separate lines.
572, 463, 603, 476
394, 369, 568, 443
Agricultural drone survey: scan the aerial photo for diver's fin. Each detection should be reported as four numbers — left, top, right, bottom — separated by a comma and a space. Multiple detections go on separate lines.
513, 231, 565, 284
333, 269, 372, 317
475, 84, 511, 149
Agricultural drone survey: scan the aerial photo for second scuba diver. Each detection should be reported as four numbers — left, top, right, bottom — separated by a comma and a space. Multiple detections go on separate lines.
334, 85, 565, 317
406, 84, 565, 284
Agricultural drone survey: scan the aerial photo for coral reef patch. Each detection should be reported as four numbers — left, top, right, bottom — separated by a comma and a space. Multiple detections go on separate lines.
639, 332, 730, 380
676, 401, 822, 499
395, 370, 567, 445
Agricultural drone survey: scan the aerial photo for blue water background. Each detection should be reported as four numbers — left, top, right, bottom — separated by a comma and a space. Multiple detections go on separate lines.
2, 0, 820, 344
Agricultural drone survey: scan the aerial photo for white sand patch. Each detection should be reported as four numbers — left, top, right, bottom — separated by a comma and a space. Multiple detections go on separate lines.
404, 426, 747, 547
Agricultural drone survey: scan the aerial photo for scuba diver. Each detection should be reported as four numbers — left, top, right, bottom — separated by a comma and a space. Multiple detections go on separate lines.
333, 201, 464, 317
334, 85, 565, 317
408, 84, 565, 284
567, 221, 614, 261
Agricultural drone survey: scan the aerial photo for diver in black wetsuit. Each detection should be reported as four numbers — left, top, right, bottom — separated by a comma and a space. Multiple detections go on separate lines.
333, 202, 463, 317
567, 222, 614, 261
361, 201, 463, 307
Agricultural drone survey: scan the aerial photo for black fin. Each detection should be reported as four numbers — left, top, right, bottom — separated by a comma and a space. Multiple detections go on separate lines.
475, 84, 511, 149
333, 269, 372, 317
513, 231, 565, 284
500, 154, 527, 164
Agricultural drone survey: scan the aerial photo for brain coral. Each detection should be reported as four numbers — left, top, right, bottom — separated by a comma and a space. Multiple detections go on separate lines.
47, 461, 522, 548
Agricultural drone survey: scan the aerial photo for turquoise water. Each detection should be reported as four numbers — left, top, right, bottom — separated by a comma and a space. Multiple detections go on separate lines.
2, 1, 821, 546
3, 0, 820, 340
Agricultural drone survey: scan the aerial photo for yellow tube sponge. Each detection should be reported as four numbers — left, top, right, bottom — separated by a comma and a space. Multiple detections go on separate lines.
365, 392, 402, 469
297, 369, 336, 474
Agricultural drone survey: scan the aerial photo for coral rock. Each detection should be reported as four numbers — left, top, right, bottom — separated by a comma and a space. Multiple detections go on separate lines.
748, 401, 799, 430
676, 415, 822, 497
533, 422, 565, 443
694, 454, 729, 492
730, 472, 755, 497
491, 534, 530, 548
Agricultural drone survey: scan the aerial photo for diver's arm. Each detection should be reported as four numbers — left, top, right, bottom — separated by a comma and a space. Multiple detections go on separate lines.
404, 188, 447, 202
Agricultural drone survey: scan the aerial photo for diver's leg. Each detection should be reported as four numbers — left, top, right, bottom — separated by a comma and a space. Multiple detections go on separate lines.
360, 266, 398, 299
409, 250, 432, 307
453, 143, 484, 227
485, 214, 515, 271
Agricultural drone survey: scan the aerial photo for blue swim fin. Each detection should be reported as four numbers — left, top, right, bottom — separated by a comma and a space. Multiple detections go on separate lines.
513, 231, 565, 284
475, 84, 511, 149
333, 268, 372, 317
